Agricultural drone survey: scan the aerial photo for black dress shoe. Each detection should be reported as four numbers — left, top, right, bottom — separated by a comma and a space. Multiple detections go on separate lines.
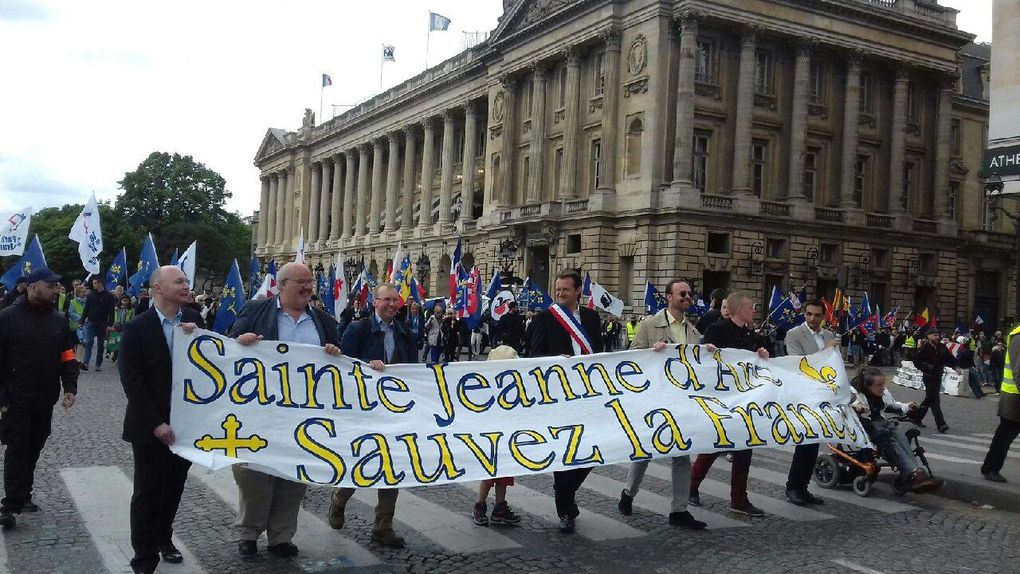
618, 489, 633, 516
159, 544, 183, 563
801, 490, 825, 505
267, 541, 299, 557
237, 540, 257, 556
668, 511, 707, 530
785, 488, 808, 506
21, 500, 39, 513
558, 514, 575, 534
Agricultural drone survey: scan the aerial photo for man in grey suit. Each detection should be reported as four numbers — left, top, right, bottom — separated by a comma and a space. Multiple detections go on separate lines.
783, 299, 836, 506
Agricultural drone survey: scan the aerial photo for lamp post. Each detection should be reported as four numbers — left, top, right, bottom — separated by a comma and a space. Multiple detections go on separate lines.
496, 238, 520, 276
313, 261, 325, 295
343, 256, 359, 284
416, 251, 431, 288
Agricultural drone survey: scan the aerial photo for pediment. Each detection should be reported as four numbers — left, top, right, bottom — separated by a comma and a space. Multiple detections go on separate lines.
254, 128, 289, 162
489, 0, 579, 45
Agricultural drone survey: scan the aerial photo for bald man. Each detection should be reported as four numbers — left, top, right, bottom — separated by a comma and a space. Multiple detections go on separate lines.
119, 266, 203, 574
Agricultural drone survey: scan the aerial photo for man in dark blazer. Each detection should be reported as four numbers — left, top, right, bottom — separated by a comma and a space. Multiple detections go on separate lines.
229, 262, 341, 558
119, 266, 203, 574
328, 283, 417, 548
527, 269, 603, 534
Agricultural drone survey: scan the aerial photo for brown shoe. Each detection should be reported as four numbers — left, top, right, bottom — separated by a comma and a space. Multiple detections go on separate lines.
328, 492, 346, 530
371, 529, 405, 548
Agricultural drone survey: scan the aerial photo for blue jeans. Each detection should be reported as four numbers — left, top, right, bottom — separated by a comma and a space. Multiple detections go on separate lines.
82, 322, 107, 367
868, 420, 919, 481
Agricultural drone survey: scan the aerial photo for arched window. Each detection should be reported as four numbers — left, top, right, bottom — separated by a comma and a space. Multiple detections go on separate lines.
625, 117, 643, 178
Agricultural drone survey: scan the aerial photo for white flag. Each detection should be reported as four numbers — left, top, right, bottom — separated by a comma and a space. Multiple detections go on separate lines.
389, 241, 404, 283
333, 252, 348, 323
0, 207, 33, 257
176, 240, 198, 287
295, 228, 305, 264
68, 193, 103, 274
584, 273, 625, 317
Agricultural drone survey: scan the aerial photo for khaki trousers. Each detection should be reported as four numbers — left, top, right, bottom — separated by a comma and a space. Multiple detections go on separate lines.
232, 465, 307, 545
331, 488, 399, 533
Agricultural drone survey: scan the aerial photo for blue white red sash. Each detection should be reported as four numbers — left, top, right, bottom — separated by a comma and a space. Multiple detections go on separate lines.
549, 304, 594, 355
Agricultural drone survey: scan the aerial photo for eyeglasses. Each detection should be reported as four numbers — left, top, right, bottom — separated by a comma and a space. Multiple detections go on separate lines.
676, 291, 692, 297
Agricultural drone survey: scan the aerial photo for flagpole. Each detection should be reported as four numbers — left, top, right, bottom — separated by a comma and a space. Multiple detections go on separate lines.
319, 84, 324, 126
380, 44, 384, 92
425, 12, 432, 69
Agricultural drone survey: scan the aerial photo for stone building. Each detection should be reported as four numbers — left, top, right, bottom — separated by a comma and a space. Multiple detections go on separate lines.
253, 0, 1009, 329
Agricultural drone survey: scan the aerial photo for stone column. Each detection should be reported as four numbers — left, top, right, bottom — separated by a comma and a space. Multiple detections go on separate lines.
307, 163, 321, 243
839, 54, 863, 209
439, 111, 456, 224
258, 177, 270, 248
933, 75, 955, 221
498, 77, 517, 207
672, 14, 699, 186
329, 154, 343, 240
356, 145, 370, 237
385, 133, 400, 231
786, 42, 811, 201
402, 127, 417, 230
266, 176, 278, 248
560, 49, 581, 199
274, 170, 287, 246
461, 102, 479, 220
420, 118, 437, 228
370, 140, 384, 234
527, 65, 548, 202
282, 166, 295, 250
318, 159, 332, 243
888, 68, 909, 214
597, 30, 621, 194
731, 29, 757, 195
342, 151, 356, 239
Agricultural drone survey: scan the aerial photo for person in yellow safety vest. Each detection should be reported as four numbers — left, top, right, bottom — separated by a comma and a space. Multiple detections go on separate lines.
626, 317, 638, 343
981, 323, 1020, 483
969, 334, 978, 352
902, 333, 917, 360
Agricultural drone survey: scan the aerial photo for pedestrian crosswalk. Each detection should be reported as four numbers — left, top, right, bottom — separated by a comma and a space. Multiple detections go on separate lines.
34, 436, 1001, 572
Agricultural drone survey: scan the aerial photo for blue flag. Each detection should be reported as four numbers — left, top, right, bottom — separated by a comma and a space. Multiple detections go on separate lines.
518, 277, 552, 311
643, 281, 666, 314
322, 264, 337, 317
1, 234, 47, 290
128, 233, 160, 296
249, 257, 261, 295
169, 248, 179, 266
429, 11, 451, 31
689, 295, 709, 319
105, 247, 128, 291
485, 269, 501, 301
213, 259, 245, 334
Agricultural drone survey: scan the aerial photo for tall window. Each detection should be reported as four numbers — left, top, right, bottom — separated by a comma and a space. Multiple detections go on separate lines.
692, 132, 711, 193
554, 148, 564, 197
859, 71, 876, 115
854, 155, 868, 206
804, 149, 818, 201
809, 61, 826, 104
751, 140, 768, 197
951, 119, 961, 156
625, 117, 643, 177
902, 161, 915, 212
593, 51, 606, 97
558, 65, 568, 108
948, 181, 960, 221
906, 81, 920, 121
522, 155, 531, 200
590, 139, 602, 191
695, 39, 716, 83
754, 49, 774, 95
524, 79, 534, 119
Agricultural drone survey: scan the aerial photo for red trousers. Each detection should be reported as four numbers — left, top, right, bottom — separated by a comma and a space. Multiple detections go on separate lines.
690, 450, 752, 505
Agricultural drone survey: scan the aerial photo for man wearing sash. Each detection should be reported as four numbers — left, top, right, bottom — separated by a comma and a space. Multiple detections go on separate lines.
527, 269, 603, 534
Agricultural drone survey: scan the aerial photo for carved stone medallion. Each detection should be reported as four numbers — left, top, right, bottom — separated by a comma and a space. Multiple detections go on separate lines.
627, 34, 648, 76
492, 91, 506, 123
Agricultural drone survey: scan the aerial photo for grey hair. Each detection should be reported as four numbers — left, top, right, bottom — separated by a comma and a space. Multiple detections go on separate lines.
374, 282, 398, 296
725, 291, 753, 310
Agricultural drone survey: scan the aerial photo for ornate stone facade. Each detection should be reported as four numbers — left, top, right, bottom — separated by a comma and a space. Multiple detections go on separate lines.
253, 0, 1009, 328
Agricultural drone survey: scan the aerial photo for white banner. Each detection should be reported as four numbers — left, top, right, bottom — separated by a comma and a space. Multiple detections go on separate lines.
68, 193, 103, 274
0, 207, 32, 257
170, 329, 870, 488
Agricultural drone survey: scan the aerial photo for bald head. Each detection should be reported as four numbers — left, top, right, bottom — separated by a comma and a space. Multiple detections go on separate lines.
277, 262, 310, 284
151, 265, 189, 309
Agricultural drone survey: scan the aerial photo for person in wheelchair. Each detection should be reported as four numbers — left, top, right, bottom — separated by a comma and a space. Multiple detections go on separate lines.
851, 367, 939, 493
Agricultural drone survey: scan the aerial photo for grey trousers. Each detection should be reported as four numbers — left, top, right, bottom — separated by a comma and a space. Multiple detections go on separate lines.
331, 488, 399, 533
232, 465, 308, 545
624, 456, 691, 513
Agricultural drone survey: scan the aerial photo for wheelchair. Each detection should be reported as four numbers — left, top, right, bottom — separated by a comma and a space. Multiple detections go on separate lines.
812, 417, 937, 497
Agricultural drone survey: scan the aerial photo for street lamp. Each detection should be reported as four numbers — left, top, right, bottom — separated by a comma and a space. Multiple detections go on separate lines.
496, 238, 520, 275
416, 251, 431, 286
746, 241, 764, 278
343, 256, 359, 283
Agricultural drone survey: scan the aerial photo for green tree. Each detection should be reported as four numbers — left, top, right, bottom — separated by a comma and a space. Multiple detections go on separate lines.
116, 151, 232, 231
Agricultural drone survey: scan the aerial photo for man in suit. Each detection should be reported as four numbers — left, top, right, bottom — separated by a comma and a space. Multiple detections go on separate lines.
119, 266, 203, 574
229, 262, 342, 558
782, 299, 835, 506
328, 283, 418, 548
617, 279, 711, 529
527, 269, 603, 534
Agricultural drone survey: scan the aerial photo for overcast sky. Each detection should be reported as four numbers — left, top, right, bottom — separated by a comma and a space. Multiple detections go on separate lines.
0, 0, 992, 218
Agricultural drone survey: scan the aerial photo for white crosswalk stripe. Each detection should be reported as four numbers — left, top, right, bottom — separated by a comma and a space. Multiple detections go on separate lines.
192, 469, 383, 569
971, 433, 996, 439
938, 433, 993, 445
642, 461, 835, 522
924, 452, 982, 464
458, 481, 645, 541
921, 436, 1016, 459
580, 471, 749, 529
350, 486, 521, 553
61, 466, 205, 574
744, 466, 919, 513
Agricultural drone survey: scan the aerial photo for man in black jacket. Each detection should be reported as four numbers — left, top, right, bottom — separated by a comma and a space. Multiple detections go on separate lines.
911, 328, 954, 433
527, 269, 603, 534
81, 276, 116, 371
497, 302, 526, 353
118, 265, 202, 573
695, 288, 727, 334
0, 268, 78, 530
328, 283, 417, 548
690, 292, 770, 517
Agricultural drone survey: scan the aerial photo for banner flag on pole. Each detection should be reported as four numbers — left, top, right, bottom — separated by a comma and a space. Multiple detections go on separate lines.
518, 277, 552, 311
68, 192, 103, 274
643, 281, 666, 314
583, 272, 625, 317
448, 238, 462, 308
253, 260, 278, 300
429, 11, 451, 31
128, 233, 160, 296
0, 207, 32, 257
1, 234, 47, 290
169, 248, 180, 266
382, 45, 396, 62
249, 257, 261, 295
105, 247, 128, 291
176, 240, 197, 287
212, 259, 246, 334
322, 73, 332, 87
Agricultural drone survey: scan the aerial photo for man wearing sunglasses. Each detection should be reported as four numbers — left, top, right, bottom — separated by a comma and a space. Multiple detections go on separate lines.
617, 280, 713, 529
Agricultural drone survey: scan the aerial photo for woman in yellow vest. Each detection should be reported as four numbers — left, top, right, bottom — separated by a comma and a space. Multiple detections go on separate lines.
981, 324, 1020, 483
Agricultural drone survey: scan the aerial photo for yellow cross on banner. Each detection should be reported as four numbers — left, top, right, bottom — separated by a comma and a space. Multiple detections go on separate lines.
194, 414, 268, 458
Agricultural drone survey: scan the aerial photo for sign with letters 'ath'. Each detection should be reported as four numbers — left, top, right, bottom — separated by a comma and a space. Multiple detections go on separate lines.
170, 330, 871, 488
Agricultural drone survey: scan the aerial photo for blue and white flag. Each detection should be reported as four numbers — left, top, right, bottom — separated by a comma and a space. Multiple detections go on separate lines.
0, 207, 32, 257
382, 45, 396, 62
429, 11, 451, 31
68, 192, 103, 274
176, 240, 197, 287
128, 233, 160, 296
213, 259, 245, 334
518, 276, 552, 311
1, 234, 46, 290
643, 281, 666, 315
105, 247, 128, 291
